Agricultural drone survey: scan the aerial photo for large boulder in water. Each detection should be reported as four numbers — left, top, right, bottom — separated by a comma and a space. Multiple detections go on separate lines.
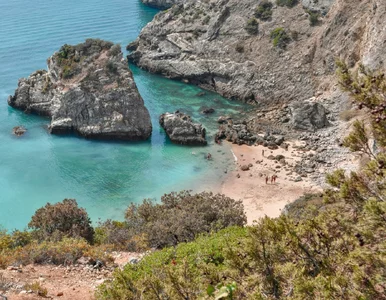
8, 39, 152, 141
290, 101, 329, 132
159, 111, 207, 145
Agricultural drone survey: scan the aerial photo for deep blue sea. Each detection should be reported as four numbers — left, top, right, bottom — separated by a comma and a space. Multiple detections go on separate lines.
0, 0, 250, 230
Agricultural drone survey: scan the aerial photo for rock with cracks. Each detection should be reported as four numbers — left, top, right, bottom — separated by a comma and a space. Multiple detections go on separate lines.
8, 39, 152, 141
290, 101, 329, 132
159, 111, 207, 145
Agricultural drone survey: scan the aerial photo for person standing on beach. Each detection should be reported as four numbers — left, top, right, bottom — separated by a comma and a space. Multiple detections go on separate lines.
262, 149, 265, 157
265, 176, 269, 184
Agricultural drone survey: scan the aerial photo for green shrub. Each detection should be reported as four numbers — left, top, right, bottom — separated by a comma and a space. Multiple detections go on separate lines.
28, 199, 94, 243
276, 0, 297, 7
97, 226, 248, 299
308, 11, 319, 26
245, 18, 259, 35
270, 27, 291, 48
124, 191, 247, 249
254, 0, 273, 21
24, 282, 48, 297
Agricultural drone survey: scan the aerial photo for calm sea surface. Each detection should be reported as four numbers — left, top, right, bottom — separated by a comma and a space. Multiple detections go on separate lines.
0, 0, 250, 230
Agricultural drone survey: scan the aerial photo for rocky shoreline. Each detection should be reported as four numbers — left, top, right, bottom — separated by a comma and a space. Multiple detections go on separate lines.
130, 0, 385, 103
9, 39, 152, 141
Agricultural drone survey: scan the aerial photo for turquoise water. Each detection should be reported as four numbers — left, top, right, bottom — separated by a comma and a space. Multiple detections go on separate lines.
0, 0, 250, 230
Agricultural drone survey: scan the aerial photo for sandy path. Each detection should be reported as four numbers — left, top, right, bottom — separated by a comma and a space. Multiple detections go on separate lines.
220, 142, 321, 224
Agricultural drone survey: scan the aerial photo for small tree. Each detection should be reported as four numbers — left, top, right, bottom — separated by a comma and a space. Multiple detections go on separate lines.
28, 199, 94, 243
245, 18, 259, 35
125, 191, 247, 249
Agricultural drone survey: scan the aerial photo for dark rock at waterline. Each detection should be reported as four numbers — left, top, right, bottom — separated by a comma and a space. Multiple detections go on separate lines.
141, 0, 181, 10
215, 118, 256, 146
8, 39, 152, 141
201, 107, 215, 114
159, 111, 207, 145
12, 126, 27, 136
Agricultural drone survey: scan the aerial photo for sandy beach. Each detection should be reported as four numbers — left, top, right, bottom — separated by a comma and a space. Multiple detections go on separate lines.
220, 141, 321, 224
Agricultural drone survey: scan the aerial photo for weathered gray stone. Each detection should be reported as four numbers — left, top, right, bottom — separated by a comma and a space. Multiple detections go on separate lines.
8, 39, 152, 141
159, 111, 207, 145
290, 101, 329, 132
302, 0, 335, 15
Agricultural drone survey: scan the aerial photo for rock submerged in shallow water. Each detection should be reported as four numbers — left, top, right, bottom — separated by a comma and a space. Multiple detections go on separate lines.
201, 107, 215, 114
12, 126, 27, 136
8, 39, 152, 141
159, 111, 207, 145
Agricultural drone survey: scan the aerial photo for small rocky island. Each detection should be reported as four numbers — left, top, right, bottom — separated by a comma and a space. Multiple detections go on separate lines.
159, 111, 207, 145
8, 39, 152, 140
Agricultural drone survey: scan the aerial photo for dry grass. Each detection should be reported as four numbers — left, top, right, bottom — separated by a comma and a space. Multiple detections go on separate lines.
339, 109, 360, 121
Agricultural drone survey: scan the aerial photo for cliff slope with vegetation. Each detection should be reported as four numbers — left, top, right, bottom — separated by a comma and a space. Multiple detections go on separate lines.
130, 0, 386, 103
98, 63, 386, 299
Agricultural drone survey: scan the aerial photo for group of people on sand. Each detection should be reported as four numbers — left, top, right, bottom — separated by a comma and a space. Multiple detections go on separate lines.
265, 174, 277, 184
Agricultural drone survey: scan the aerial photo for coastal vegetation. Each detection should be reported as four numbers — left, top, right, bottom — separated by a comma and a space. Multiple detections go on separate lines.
0, 192, 246, 268
97, 64, 386, 299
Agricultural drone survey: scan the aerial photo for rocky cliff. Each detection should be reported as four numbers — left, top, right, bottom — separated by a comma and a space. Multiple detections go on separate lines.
141, 0, 181, 9
9, 39, 152, 140
129, 0, 386, 104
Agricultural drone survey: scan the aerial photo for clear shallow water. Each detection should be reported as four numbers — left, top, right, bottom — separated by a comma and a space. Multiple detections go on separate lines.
0, 0, 250, 230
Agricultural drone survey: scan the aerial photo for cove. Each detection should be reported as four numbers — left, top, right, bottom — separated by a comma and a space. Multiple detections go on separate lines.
0, 0, 251, 230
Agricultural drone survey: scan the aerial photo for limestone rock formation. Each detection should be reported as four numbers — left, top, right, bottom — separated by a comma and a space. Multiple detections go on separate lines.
159, 111, 207, 145
290, 101, 329, 131
141, 0, 181, 9
128, 0, 386, 104
8, 39, 152, 140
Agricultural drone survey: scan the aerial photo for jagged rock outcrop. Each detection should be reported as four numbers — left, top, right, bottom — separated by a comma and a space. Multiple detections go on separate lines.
215, 119, 257, 146
302, 0, 335, 14
159, 111, 207, 145
141, 0, 181, 9
8, 39, 152, 140
290, 101, 329, 131
128, 0, 386, 104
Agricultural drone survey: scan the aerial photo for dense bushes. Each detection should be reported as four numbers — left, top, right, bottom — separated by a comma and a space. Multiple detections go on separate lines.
124, 191, 247, 249
28, 199, 94, 243
54, 39, 115, 79
98, 198, 386, 299
0, 238, 113, 268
